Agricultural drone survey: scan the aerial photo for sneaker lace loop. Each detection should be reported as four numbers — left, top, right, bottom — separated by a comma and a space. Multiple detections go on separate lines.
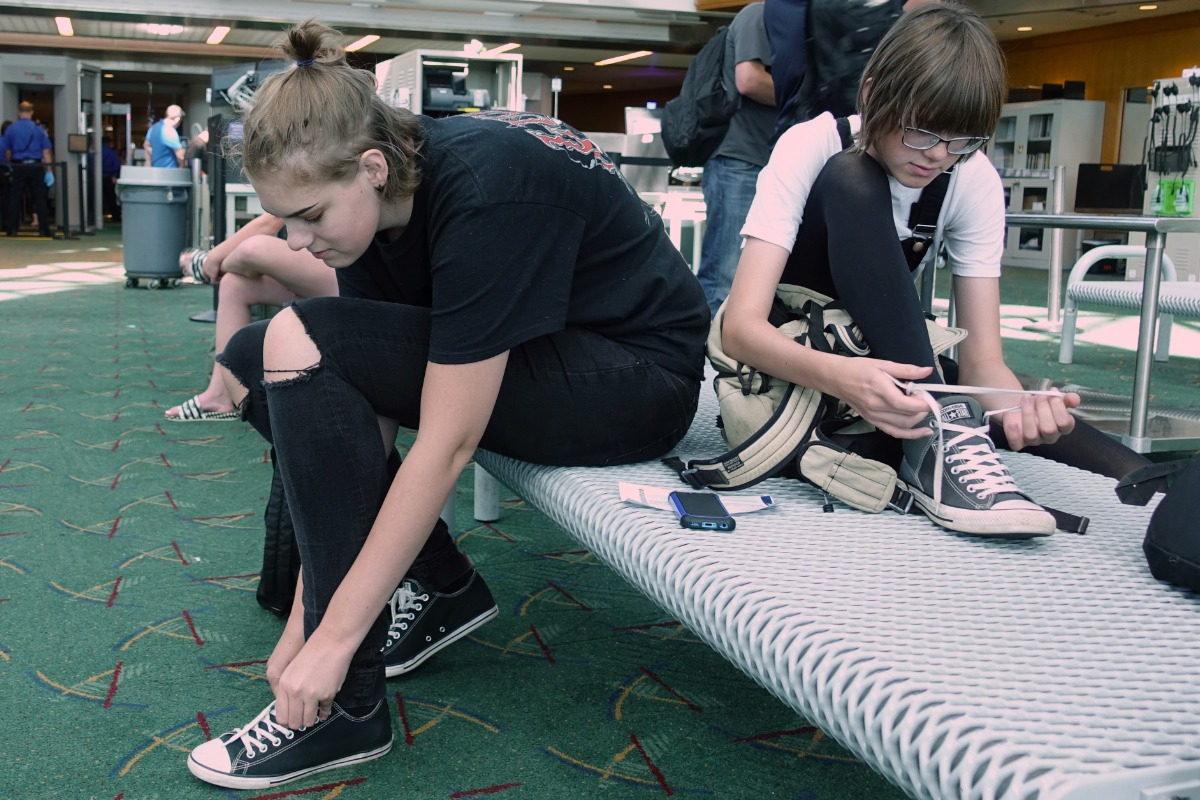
383, 582, 429, 642
941, 418, 1019, 499
913, 392, 1016, 506
233, 702, 294, 757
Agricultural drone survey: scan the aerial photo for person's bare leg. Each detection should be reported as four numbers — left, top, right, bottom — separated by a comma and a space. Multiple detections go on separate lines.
221, 235, 338, 299
167, 235, 337, 419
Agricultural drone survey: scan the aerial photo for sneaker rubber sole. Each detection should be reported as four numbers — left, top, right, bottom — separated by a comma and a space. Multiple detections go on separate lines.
187, 738, 392, 790
908, 490, 1055, 539
385, 605, 498, 678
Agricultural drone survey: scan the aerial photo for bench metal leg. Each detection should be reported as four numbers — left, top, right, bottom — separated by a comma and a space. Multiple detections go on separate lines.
1058, 302, 1078, 364
474, 466, 501, 522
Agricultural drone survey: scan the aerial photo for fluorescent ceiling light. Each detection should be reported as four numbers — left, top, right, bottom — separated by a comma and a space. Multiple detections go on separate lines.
602, 84, 613, 90
55, 17, 74, 36
483, 43, 521, 55
346, 34, 380, 52
1017, 26, 1033, 32
1140, 4, 1158, 8
595, 51, 653, 66
207, 26, 231, 45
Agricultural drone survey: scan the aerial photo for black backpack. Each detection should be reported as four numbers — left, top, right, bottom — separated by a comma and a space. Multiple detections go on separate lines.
661, 25, 737, 168
1142, 456, 1200, 592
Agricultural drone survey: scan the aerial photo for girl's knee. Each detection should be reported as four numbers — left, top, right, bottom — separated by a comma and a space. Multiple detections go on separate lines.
263, 307, 321, 381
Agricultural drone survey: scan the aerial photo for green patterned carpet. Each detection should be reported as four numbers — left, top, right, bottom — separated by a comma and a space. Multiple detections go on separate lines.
0, 259, 907, 798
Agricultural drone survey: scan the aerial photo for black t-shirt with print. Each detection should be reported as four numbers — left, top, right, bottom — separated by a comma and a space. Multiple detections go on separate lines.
336, 111, 709, 381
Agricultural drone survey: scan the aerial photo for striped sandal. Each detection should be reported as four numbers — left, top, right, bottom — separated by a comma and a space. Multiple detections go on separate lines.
180, 249, 211, 284
167, 395, 239, 422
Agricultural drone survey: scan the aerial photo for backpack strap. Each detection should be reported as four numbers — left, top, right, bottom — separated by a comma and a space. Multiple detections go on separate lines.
833, 115, 949, 267
907, 170, 952, 248
835, 116, 854, 150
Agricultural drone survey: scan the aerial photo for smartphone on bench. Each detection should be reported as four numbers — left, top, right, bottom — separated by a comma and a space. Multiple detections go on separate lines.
668, 491, 735, 531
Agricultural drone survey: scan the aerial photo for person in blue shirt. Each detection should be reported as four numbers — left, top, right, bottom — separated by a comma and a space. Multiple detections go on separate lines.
3, 100, 54, 237
0, 120, 10, 234
144, 105, 185, 168
101, 138, 123, 221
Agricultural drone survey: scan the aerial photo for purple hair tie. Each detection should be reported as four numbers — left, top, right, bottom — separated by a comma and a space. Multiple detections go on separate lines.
296, 57, 315, 67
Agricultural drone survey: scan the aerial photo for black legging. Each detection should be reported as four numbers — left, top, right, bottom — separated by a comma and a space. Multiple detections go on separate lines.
782, 150, 1150, 481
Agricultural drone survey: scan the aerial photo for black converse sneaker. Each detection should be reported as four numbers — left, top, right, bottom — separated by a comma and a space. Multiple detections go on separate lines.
381, 571, 498, 678
187, 699, 392, 790
899, 395, 1055, 538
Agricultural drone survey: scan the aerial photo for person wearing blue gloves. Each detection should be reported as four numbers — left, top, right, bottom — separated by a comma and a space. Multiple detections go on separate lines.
3, 100, 54, 238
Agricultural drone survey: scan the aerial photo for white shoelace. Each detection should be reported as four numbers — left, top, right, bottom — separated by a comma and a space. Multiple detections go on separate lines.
233, 702, 295, 757
894, 379, 1063, 508
381, 582, 429, 645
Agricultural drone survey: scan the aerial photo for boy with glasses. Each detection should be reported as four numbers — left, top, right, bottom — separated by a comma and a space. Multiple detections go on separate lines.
719, 3, 1148, 537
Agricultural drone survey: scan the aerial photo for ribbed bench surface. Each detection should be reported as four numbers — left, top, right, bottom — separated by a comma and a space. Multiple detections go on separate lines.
476, 389, 1200, 800
1068, 279, 1200, 316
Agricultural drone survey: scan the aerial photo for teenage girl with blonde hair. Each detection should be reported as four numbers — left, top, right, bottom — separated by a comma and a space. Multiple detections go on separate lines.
187, 18, 708, 789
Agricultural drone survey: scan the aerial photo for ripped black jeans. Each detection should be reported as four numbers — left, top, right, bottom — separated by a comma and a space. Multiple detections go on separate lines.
219, 296, 701, 707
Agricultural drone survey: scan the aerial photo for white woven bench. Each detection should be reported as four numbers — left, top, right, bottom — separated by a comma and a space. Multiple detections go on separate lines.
1059, 244, 1200, 364
473, 386, 1200, 800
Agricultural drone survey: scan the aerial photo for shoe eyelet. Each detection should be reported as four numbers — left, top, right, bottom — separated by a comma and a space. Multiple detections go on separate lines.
438, 627, 445, 633
425, 635, 432, 642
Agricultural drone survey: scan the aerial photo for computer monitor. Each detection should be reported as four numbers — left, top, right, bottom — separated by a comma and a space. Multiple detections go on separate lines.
1074, 163, 1147, 214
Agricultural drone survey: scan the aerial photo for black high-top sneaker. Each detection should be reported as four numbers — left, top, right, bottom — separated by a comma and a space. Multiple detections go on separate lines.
899, 395, 1055, 538
381, 570, 498, 677
187, 699, 392, 790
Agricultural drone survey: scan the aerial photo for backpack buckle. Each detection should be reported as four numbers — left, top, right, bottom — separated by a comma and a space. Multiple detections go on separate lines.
678, 467, 705, 490
888, 486, 915, 515
911, 222, 936, 242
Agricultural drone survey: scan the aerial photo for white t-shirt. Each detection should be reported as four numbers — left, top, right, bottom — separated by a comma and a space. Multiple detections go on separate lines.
740, 112, 1005, 279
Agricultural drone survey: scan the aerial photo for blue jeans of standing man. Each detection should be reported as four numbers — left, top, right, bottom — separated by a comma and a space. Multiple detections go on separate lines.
698, 155, 762, 316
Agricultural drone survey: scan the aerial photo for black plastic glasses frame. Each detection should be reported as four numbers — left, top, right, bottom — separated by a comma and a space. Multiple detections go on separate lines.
901, 126, 989, 155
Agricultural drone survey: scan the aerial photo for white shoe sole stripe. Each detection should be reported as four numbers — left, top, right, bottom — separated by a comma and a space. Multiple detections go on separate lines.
385, 606, 499, 678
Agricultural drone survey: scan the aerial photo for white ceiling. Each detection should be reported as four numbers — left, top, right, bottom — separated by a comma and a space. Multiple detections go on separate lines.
1, 0, 1199, 98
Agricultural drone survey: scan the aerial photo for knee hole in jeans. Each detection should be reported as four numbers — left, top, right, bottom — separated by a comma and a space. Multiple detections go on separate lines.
262, 306, 323, 386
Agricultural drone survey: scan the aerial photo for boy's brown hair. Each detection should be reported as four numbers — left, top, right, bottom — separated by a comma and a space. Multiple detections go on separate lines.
855, 2, 1006, 157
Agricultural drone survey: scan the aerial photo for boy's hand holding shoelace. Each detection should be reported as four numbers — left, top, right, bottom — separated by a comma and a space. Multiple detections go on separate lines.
890, 376, 1080, 450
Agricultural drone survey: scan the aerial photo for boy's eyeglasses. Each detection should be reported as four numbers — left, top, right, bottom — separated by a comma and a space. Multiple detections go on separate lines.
901, 126, 989, 155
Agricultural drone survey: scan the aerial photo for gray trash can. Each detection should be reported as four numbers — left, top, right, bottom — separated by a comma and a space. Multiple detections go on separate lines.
116, 166, 191, 289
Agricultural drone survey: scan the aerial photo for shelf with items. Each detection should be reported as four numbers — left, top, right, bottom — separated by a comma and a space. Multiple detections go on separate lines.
988, 99, 1105, 270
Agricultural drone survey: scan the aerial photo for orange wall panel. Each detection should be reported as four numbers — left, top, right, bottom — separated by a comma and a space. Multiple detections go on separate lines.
1003, 12, 1200, 162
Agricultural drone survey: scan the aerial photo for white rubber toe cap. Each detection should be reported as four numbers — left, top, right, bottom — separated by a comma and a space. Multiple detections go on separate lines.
188, 736, 233, 775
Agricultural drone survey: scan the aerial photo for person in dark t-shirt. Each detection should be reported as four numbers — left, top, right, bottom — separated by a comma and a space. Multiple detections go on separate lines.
189, 19, 708, 790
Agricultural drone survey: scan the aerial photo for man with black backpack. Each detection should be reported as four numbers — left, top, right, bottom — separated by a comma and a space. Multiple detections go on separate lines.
694, 2, 775, 317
